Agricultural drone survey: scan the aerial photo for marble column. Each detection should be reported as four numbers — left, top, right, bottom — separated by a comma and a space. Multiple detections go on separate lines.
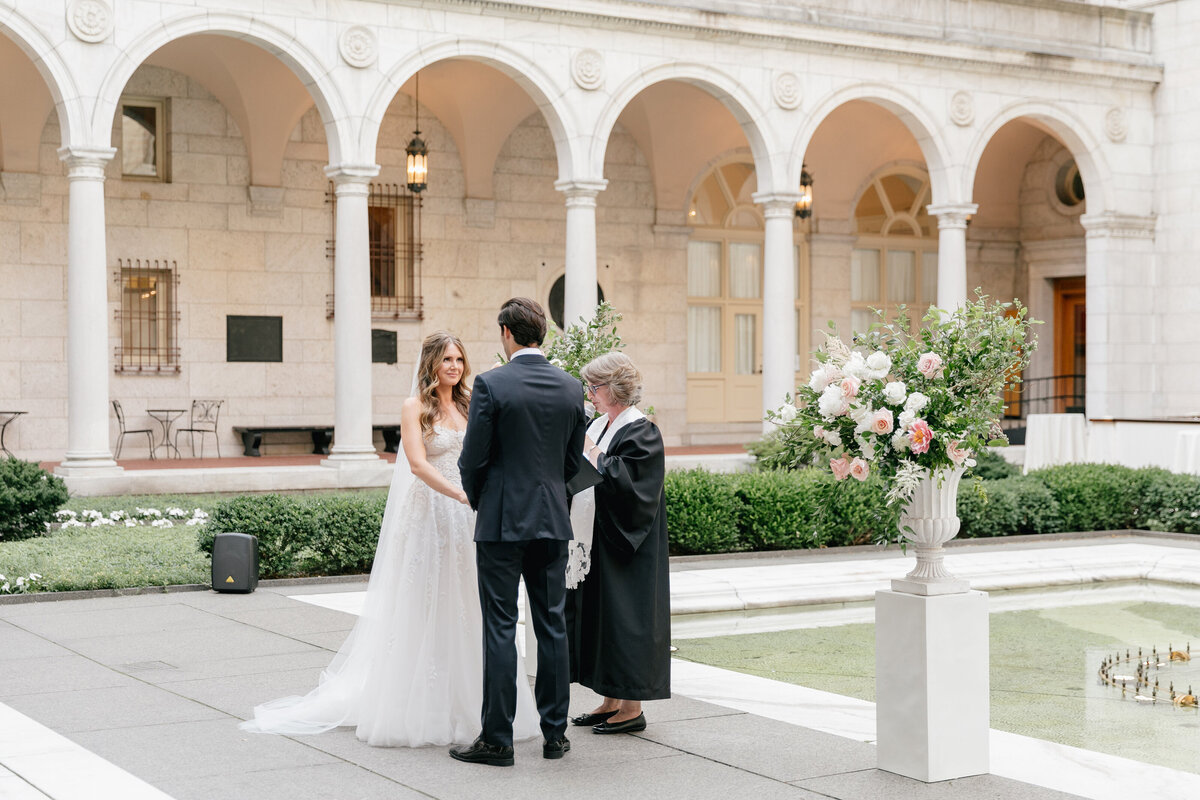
555, 178, 607, 327
1080, 212, 1158, 420
754, 192, 802, 429
926, 203, 977, 310
324, 165, 381, 464
55, 146, 120, 475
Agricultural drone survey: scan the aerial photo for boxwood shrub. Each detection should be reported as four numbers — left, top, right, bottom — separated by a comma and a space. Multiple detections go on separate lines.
664, 469, 741, 554
1030, 463, 1144, 532
0, 458, 69, 542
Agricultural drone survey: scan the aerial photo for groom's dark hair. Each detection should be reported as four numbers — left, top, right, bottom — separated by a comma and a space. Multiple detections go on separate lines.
498, 297, 548, 347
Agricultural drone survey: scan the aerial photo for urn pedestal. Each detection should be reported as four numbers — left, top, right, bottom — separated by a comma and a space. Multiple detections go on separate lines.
875, 466, 989, 782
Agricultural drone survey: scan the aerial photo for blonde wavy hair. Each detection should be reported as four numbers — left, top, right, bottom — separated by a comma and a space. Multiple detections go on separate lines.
416, 331, 471, 440
581, 352, 643, 408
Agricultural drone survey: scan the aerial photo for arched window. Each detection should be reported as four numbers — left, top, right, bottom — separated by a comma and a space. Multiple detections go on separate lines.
685, 159, 808, 423
852, 168, 937, 334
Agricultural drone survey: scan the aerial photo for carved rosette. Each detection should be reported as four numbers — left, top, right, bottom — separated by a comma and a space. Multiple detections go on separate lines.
572, 49, 604, 91
773, 72, 801, 111
339, 26, 377, 69
949, 91, 974, 127
1105, 106, 1128, 143
67, 0, 114, 44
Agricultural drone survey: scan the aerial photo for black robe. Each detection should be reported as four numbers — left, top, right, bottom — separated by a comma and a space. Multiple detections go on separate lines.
574, 416, 671, 701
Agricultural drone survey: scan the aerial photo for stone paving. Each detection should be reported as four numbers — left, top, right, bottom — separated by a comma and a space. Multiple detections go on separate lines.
0, 579, 1086, 800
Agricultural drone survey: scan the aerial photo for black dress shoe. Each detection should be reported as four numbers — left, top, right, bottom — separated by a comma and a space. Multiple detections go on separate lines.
543, 735, 571, 759
592, 712, 647, 734
449, 737, 514, 767
570, 710, 618, 727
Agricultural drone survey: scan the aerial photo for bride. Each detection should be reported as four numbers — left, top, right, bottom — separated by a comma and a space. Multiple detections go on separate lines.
241, 331, 539, 746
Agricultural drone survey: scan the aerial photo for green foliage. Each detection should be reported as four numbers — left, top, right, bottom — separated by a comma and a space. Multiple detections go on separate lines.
821, 473, 899, 547
205, 491, 386, 578
970, 448, 1021, 481
664, 469, 741, 555
542, 300, 625, 390
957, 476, 1062, 538
0, 458, 69, 541
733, 470, 825, 550
0, 524, 208, 591
1134, 469, 1200, 534
744, 430, 788, 469
1031, 464, 1144, 532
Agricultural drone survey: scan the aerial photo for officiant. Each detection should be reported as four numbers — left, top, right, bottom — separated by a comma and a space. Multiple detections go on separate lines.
567, 352, 670, 735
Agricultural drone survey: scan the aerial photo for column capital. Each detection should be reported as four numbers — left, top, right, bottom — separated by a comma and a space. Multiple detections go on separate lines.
926, 202, 978, 228
555, 177, 608, 203
1080, 212, 1156, 239
57, 146, 116, 179
324, 163, 380, 188
751, 190, 803, 218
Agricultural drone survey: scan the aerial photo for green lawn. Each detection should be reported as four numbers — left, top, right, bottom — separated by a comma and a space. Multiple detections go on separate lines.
673, 600, 1200, 775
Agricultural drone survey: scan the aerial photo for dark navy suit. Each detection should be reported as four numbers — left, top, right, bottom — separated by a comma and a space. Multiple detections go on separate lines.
458, 352, 586, 745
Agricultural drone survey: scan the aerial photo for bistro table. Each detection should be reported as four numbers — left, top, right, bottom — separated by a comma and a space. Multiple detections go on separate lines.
0, 411, 26, 458
147, 408, 187, 459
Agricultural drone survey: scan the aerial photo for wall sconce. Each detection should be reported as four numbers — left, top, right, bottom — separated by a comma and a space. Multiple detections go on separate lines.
406, 72, 428, 194
795, 164, 813, 219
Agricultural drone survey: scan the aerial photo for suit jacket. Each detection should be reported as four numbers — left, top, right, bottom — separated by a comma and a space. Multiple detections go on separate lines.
459, 353, 587, 542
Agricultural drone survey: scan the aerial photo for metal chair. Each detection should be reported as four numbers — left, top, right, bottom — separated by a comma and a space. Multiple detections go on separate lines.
175, 399, 224, 458
112, 400, 156, 460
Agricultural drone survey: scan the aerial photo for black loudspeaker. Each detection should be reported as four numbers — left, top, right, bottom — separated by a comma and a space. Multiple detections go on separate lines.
211, 532, 259, 593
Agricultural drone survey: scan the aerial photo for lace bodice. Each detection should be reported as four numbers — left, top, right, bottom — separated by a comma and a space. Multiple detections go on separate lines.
424, 425, 466, 486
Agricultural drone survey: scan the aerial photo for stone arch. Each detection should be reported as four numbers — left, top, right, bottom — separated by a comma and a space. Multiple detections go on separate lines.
790, 82, 952, 205
0, 6, 83, 150
91, 11, 352, 164
363, 39, 579, 184
964, 100, 1114, 213
591, 62, 783, 196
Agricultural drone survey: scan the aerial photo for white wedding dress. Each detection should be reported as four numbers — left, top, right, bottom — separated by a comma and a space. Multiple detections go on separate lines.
241, 425, 540, 746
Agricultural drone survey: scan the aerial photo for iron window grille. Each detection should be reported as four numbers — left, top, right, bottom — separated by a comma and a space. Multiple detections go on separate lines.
114, 258, 180, 373
326, 182, 423, 320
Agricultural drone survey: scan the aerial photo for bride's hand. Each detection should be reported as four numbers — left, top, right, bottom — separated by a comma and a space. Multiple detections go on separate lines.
454, 488, 469, 505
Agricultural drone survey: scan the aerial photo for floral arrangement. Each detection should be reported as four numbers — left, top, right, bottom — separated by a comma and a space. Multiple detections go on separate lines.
762, 294, 1036, 507
543, 300, 625, 389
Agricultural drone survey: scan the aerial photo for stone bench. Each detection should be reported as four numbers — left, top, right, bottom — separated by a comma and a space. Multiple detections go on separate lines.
232, 424, 402, 457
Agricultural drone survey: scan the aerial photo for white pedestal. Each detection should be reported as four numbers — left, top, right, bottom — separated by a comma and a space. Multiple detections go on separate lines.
875, 589, 990, 782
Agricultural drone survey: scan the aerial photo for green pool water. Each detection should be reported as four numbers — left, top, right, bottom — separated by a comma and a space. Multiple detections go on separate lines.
673, 600, 1200, 775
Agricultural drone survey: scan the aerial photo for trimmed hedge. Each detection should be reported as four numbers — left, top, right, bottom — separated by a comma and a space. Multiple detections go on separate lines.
191, 463, 1200, 570
0, 458, 69, 542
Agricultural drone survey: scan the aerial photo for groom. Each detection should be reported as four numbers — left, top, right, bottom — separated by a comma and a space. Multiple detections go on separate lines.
453, 297, 587, 766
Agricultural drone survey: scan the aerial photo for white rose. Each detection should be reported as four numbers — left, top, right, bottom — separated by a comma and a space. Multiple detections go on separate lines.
843, 351, 868, 380
857, 436, 876, 461
866, 351, 892, 380
777, 403, 798, 422
824, 428, 843, 446
808, 368, 831, 393
818, 385, 849, 418
898, 410, 916, 430
892, 430, 910, 452
905, 391, 930, 413
882, 381, 907, 406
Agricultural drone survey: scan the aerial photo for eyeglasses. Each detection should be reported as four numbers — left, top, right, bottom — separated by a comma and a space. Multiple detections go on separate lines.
586, 383, 606, 394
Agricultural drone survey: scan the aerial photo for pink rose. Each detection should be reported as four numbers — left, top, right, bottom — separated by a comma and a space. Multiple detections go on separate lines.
830, 456, 852, 481
947, 440, 971, 465
840, 375, 861, 400
907, 420, 934, 454
869, 409, 894, 435
849, 457, 870, 482
917, 352, 944, 379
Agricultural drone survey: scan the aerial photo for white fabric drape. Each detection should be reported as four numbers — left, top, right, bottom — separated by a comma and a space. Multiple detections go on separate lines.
687, 241, 721, 297
728, 242, 761, 299
687, 306, 721, 373
887, 250, 916, 303
851, 249, 881, 302
566, 406, 646, 589
734, 313, 757, 375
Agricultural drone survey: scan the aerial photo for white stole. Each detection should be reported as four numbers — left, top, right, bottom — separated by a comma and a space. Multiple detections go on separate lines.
565, 406, 645, 589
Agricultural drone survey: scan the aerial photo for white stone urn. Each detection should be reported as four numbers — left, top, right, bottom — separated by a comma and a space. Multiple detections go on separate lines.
892, 466, 969, 595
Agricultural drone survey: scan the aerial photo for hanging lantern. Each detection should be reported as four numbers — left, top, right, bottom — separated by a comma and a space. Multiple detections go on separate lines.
406, 72, 428, 194
795, 164, 814, 219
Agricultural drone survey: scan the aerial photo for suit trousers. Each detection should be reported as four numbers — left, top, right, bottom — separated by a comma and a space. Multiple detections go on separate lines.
476, 539, 570, 746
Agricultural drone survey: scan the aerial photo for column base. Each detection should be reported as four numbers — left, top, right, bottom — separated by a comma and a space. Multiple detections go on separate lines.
321, 447, 381, 467
875, 589, 990, 782
54, 455, 122, 476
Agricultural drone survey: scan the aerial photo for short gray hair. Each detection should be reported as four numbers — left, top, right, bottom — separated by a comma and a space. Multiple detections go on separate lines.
581, 352, 643, 408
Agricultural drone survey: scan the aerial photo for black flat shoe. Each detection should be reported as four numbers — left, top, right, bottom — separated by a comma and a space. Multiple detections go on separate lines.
543, 735, 571, 759
571, 710, 618, 727
449, 736, 514, 766
592, 712, 647, 734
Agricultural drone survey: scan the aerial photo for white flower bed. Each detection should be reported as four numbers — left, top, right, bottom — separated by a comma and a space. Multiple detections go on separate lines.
54, 508, 209, 529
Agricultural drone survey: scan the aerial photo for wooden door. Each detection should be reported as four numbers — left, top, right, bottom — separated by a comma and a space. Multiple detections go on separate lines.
1053, 277, 1086, 413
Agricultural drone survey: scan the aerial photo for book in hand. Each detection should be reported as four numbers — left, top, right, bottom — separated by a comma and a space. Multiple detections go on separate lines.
566, 458, 602, 496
